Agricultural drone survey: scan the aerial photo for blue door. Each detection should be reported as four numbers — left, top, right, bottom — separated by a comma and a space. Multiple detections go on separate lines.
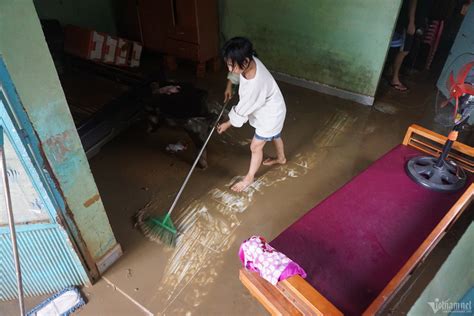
0, 58, 89, 301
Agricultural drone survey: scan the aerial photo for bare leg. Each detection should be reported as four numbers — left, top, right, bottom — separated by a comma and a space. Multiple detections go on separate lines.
391, 50, 409, 91
263, 137, 287, 166
232, 137, 266, 192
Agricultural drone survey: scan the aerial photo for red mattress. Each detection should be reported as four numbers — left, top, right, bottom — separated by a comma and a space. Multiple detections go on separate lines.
270, 144, 470, 315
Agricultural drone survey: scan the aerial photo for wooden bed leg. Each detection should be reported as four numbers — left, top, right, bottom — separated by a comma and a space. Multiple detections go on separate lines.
402, 125, 415, 145
165, 55, 177, 72
240, 269, 343, 316
196, 62, 206, 78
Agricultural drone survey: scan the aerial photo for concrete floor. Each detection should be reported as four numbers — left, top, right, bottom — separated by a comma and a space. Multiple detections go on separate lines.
2, 66, 472, 315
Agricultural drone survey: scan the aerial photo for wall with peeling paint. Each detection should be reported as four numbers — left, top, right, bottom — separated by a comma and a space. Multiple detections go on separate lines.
0, 0, 117, 263
219, 0, 402, 97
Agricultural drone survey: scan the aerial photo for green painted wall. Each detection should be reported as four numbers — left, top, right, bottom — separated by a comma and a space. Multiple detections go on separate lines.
408, 223, 474, 315
32, 0, 118, 34
219, 0, 402, 97
0, 0, 117, 261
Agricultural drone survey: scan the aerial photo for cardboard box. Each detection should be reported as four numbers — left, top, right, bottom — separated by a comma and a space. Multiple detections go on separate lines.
130, 42, 143, 67
102, 35, 118, 64
115, 38, 130, 66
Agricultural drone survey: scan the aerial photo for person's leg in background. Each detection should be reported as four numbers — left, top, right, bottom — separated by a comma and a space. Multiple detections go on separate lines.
391, 33, 414, 92
391, 50, 410, 90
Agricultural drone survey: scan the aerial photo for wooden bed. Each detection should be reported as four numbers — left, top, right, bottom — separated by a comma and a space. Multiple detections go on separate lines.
239, 125, 474, 315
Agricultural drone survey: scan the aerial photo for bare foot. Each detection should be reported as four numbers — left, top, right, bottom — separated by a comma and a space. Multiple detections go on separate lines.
231, 177, 254, 192
263, 157, 287, 166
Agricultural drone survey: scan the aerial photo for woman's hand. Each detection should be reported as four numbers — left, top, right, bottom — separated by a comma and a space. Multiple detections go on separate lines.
224, 85, 233, 102
224, 79, 234, 102
217, 121, 232, 134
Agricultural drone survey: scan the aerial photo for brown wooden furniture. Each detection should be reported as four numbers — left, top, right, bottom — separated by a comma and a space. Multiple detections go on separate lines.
240, 124, 474, 315
135, 0, 219, 76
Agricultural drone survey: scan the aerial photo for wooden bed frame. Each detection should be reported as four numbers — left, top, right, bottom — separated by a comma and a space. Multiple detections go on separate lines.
239, 124, 474, 316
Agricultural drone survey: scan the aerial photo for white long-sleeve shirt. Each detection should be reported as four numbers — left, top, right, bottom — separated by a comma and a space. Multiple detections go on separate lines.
228, 57, 286, 138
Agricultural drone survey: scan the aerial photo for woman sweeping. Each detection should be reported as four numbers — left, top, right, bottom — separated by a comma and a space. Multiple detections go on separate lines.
217, 37, 287, 192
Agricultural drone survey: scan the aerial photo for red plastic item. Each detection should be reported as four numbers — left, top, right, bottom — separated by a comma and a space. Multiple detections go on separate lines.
64, 25, 105, 61
443, 62, 474, 122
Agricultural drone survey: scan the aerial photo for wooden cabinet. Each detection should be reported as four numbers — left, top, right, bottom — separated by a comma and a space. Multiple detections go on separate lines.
166, 0, 199, 43
136, 0, 219, 75
136, 0, 170, 51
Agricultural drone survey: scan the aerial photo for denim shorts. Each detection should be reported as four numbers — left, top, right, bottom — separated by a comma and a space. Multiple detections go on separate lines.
254, 132, 281, 141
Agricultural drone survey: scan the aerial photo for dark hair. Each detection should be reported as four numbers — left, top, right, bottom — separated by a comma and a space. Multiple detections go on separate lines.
221, 37, 257, 70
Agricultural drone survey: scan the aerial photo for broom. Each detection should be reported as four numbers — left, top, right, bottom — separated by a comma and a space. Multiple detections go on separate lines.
136, 100, 230, 246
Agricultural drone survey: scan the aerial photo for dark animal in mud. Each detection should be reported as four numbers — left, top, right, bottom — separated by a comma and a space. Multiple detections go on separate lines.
143, 82, 216, 168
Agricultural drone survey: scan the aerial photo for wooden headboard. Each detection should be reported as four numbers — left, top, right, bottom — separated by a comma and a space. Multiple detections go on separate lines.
403, 124, 474, 173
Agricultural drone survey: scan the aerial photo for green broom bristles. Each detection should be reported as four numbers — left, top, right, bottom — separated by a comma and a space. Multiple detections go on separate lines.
136, 209, 178, 246
134, 100, 230, 247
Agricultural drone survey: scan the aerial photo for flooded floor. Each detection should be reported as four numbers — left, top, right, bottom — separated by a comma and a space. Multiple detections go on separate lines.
3, 67, 472, 315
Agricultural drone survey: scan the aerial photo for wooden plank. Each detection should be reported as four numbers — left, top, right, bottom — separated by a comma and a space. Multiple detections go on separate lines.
279, 276, 343, 316
240, 269, 301, 316
407, 141, 474, 173
403, 124, 474, 156
409, 137, 474, 168
363, 183, 474, 315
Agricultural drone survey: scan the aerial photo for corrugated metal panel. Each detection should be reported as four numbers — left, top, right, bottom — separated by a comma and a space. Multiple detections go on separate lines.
0, 57, 91, 303
0, 224, 88, 301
